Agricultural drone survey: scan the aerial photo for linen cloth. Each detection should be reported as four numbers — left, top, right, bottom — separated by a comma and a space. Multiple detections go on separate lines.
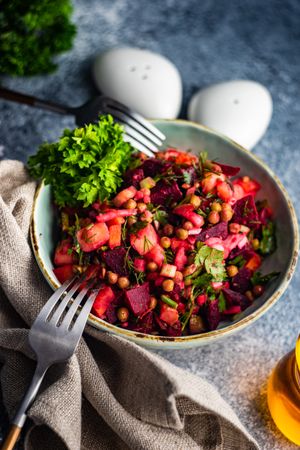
0, 160, 259, 450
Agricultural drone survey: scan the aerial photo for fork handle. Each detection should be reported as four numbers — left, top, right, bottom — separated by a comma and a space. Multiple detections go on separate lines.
0, 87, 72, 116
1, 361, 48, 450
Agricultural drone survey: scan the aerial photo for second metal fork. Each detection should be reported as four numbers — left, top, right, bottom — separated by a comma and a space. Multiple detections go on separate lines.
2, 276, 99, 450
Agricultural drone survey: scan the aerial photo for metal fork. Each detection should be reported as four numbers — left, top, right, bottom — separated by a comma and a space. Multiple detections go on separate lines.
0, 87, 166, 158
1, 276, 99, 450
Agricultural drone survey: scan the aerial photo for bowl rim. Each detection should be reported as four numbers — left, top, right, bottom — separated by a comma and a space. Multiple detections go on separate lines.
30, 118, 299, 347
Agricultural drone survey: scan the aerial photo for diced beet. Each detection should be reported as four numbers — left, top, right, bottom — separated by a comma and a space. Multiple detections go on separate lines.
222, 288, 251, 310
222, 305, 242, 315
141, 158, 165, 177
154, 314, 169, 331
134, 311, 155, 334
166, 212, 182, 227
204, 299, 220, 330
197, 222, 228, 242
53, 265, 74, 284
258, 207, 273, 225
124, 167, 145, 188
217, 163, 240, 176
227, 242, 252, 260
167, 283, 182, 303
230, 267, 253, 293
102, 247, 128, 276
165, 320, 182, 337
125, 282, 150, 316
232, 195, 259, 228
154, 313, 181, 336
151, 180, 182, 206
174, 165, 197, 184
105, 294, 123, 324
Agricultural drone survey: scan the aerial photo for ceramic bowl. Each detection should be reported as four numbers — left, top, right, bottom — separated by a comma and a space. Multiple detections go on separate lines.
30, 119, 299, 349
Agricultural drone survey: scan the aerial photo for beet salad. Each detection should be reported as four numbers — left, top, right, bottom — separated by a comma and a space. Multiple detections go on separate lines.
28, 116, 279, 337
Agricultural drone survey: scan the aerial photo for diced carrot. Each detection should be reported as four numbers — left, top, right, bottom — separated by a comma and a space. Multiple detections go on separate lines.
92, 286, 115, 317
160, 303, 179, 326
107, 216, 125, 226
108, 224, 121, 249
245, 253, 262, 271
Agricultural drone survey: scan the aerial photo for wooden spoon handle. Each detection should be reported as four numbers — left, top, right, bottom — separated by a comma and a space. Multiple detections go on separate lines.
1, 425, 22, 450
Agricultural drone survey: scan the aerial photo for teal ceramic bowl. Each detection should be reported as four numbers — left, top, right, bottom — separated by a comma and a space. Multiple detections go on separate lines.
30, 119, 299, 349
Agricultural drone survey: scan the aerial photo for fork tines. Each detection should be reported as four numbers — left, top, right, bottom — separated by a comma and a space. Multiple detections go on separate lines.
100, 96, 166, 157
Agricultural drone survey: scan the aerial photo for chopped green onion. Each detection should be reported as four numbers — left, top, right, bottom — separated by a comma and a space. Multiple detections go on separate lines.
161, 295, 178, 309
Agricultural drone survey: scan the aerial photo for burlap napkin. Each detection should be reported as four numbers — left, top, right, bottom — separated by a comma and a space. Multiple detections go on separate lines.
0, 160, 259, 450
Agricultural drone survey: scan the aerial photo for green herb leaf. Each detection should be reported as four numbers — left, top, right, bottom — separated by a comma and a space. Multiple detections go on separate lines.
182, 170, 192, 185
154, 209, 168, 225
205, 248, 227, 281
259, 221, 276, 255
227, 254, 246, 268
128, 220, 148, 235
164, 248, 174, 264
194, 243, 226, 282
251, 271, 280, 286
218, 291, 227, 312
194, 243, 212, 266
28, 115, 134, 207
192, 273, 213, 290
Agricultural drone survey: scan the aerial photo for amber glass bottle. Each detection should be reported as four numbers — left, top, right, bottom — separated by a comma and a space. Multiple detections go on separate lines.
267, 337, 300, 445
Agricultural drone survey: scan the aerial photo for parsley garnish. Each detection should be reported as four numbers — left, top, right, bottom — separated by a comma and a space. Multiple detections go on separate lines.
28, 115, 134, 207
194, 243, 227, 282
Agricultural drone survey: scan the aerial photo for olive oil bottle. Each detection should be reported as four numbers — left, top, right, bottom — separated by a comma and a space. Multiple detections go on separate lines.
267, 337, 300, 445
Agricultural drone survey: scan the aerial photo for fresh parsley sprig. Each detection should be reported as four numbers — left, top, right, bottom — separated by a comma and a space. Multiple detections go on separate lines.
28, 115, 134, 207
